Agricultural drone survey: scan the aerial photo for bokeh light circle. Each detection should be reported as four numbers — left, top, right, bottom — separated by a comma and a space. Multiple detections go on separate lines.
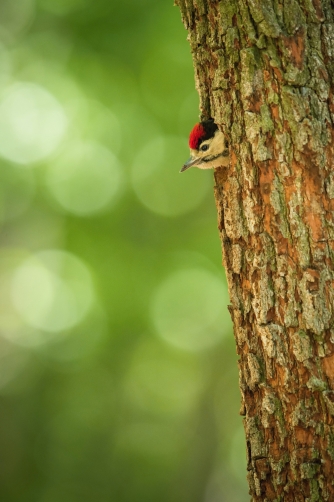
151, 268, 230, 351
11, 250, 94, 333
0, 82, 67, 164
131, 136, 211, 217
46, 141, 122, 216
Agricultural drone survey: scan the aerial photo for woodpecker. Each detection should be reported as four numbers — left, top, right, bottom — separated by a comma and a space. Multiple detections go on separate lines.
181, 119, 229, 172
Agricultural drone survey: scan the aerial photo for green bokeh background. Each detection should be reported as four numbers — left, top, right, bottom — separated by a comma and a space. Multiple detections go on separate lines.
0, 1, 248, 500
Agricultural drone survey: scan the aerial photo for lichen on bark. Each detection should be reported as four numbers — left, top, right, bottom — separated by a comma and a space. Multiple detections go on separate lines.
176, 0, 334, 499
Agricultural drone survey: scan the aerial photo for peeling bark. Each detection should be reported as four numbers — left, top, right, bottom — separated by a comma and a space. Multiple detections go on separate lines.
176, 0, 334, 499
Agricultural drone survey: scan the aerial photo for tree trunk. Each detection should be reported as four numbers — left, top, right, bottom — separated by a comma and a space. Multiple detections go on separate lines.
176, 0, 334, 500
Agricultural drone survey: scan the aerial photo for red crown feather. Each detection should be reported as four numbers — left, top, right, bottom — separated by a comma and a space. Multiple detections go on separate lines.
189, 123, 205, 149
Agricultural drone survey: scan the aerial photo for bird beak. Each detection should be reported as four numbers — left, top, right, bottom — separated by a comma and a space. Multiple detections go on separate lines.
180, 156, 199, 173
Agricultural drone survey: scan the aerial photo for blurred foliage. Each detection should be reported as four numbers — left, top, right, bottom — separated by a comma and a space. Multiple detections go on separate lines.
0, 0, 248, 501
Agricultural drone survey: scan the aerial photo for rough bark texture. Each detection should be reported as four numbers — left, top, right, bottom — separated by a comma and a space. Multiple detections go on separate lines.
176, 0, 334, 500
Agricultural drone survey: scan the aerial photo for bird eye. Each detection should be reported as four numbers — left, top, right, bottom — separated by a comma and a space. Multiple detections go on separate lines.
201, 144, 208, 151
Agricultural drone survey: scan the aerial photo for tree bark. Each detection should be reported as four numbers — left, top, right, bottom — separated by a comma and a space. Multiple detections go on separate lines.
176, 0, 334, 500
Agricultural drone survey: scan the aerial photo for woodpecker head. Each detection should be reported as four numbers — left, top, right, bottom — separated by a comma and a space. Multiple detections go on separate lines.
181, 120, 229, 172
